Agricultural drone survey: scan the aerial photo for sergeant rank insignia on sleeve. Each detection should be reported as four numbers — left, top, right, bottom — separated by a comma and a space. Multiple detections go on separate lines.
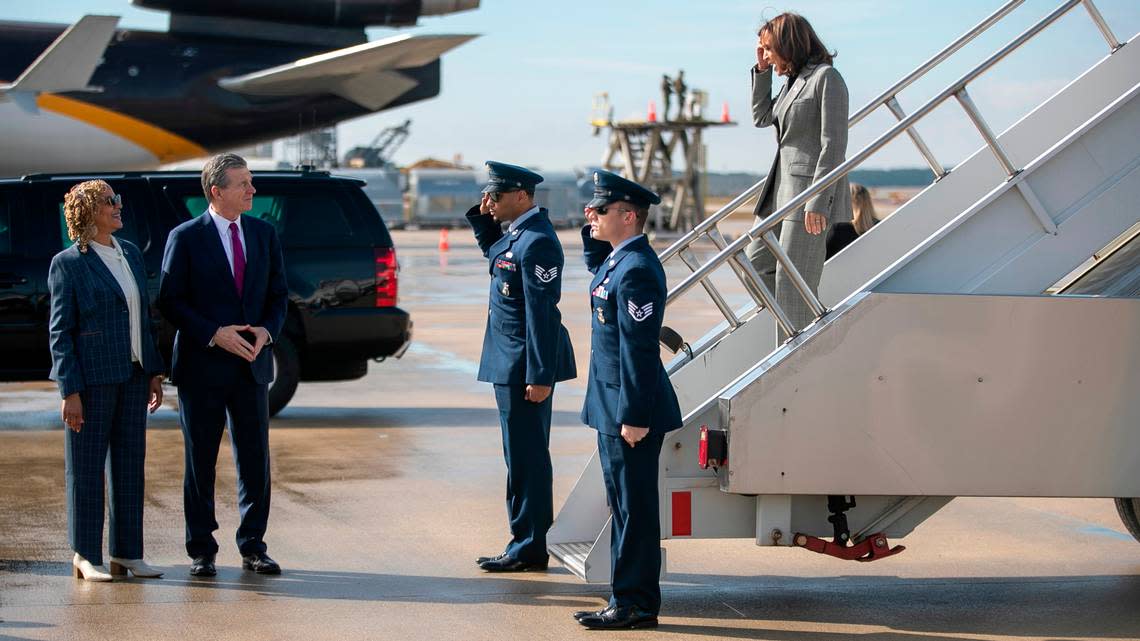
627, 300, 654, 322
534, 265, 559, 283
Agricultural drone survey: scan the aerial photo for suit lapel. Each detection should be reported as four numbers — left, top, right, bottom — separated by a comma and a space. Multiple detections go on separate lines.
123, 243, 148, 300
775, 64, 818, 141
591, 235, 645, 290
199, 212, 241, 301
240, 217, 259, 302
81, 244, 126, 303
490, 213, 535, 264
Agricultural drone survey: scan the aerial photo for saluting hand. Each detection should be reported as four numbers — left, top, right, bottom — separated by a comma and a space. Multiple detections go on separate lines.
621, 424, 650, 448
213, 324, 256, 362
525, 384, 552, 404
479, 193, 493, 215
804, 211, 828, 236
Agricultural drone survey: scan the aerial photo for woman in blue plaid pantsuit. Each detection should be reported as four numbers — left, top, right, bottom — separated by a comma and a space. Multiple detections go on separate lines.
48, 180, 167, 582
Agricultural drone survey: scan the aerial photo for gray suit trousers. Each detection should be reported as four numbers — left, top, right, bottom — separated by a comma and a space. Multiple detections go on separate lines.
745, 219, 828, 345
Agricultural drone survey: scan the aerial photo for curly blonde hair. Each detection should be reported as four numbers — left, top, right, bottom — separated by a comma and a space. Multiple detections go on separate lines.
63, 180, 110, 253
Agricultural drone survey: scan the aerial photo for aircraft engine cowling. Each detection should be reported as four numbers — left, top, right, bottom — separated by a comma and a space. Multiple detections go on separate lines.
130, 0, 478, 28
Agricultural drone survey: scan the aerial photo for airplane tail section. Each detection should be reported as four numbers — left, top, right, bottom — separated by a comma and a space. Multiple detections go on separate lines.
0, 15, 119, 105
217, 33, 477, 110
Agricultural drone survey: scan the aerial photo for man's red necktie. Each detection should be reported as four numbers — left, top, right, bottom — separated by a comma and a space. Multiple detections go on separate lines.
229, 222, 245, 298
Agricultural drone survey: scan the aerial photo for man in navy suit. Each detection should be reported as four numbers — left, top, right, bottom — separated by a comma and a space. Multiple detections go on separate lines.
574, 171, 682, 630
466, 161, 576, 572
158, 153, 288, 577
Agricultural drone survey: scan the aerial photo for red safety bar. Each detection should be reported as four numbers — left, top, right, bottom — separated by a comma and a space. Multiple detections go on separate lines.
792, 532, 905, 562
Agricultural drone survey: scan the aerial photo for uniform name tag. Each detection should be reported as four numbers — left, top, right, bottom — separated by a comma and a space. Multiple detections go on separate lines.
495, 259, 517, 271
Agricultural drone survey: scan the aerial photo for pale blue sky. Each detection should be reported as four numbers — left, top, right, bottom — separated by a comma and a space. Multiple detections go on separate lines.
7, 1, 1140, 171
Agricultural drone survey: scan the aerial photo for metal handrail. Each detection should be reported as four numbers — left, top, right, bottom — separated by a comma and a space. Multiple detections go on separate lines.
665, 0, 1110, 312
660, 0, 1028, 263
848, 0, 1025, 125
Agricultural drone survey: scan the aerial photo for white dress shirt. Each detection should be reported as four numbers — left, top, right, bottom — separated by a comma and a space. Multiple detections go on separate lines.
89, 236, 143, 364
208, 207, 246, 276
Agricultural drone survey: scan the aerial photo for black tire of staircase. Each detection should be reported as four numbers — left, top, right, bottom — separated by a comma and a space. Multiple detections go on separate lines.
268, 335, 300, 418
1114, 498, 1140, 543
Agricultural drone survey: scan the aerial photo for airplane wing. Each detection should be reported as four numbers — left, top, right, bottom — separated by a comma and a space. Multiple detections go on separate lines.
217, 33, 477, 110
0, 15, 120, 105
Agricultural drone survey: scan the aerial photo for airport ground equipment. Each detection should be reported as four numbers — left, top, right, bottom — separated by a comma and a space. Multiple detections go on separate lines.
590, 93, 735, 233
344, 119, 412, 169
550, 0, 1140, 582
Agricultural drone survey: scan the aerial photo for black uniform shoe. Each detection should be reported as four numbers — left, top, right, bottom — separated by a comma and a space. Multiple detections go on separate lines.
476, 553, 507, 565
241, 552, 282, 575
478, 556, 548, 572
573, 605, 614, 621
189, 554, 216, 577
577, 605, 658, 630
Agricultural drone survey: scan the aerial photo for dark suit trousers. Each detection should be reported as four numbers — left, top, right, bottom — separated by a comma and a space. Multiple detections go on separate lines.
178, 379, 271, 557
598, 431, 664, 615
492, 383, 554, 563
65, 366, 149, 566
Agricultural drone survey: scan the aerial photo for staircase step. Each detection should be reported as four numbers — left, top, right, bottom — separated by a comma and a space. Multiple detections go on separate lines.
549, 541, 593, 580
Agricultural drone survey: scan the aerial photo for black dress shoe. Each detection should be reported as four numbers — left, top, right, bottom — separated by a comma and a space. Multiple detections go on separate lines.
476, 553, 507, 566
577, 605, 658, 630
478, 556, 548, 572
573, 605, 614, 621
189, 554, 216, 577
241, 552, 281, 575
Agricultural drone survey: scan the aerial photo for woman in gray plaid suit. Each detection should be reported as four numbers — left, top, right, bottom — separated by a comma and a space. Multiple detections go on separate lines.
48, 180, 166, 581
747, 12, 853, 343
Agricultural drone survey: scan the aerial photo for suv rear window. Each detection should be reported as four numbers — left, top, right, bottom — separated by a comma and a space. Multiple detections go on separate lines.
174, 183, 379, 249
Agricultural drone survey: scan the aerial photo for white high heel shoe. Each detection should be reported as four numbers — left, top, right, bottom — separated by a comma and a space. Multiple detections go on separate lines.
73, 553, 113, 582
109, 557, 164, 578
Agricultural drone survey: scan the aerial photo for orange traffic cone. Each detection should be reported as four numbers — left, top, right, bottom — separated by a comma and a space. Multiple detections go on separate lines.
438, 227, 450, 251
721, 101, 731, 123
647, 100, 657, 123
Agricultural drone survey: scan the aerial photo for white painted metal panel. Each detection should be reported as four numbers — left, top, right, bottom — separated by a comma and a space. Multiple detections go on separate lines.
724, 294, 1140, 497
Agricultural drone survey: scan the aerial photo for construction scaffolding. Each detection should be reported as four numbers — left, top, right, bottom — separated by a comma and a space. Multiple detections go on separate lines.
591, 92, 735, 232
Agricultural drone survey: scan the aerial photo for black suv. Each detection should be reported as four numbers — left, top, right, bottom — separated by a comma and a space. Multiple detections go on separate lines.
0, 169, 411, 415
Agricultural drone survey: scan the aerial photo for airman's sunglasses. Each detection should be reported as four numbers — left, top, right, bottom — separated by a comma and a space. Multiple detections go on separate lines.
488, 190, 520, 203
103, 194, 122, 207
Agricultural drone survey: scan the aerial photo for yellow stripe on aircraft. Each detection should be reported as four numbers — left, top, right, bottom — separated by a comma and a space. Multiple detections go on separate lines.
37, 93, 207, 163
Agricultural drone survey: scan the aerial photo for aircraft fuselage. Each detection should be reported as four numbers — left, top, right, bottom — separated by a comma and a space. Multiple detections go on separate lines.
0, 21, 440, 176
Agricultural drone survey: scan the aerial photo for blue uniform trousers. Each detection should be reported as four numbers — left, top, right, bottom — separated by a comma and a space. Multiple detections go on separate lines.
493, 383, 554, 563
65, 366, 149, 566
179, 379, 271, 557
598, 430, 664, 614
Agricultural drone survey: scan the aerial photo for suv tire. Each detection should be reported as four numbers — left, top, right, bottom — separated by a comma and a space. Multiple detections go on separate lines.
269, 334, 300, 417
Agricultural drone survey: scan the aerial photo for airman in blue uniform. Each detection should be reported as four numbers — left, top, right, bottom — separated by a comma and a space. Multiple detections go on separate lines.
574, 171, 682, 629
466, 161, 576, 572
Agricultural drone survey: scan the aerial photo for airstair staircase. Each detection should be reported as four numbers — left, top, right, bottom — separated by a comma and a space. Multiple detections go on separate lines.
549, 0, 1140, 582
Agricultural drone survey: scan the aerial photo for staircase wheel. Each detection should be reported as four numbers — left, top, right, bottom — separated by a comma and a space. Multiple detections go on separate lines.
1114, 498, 1140, 543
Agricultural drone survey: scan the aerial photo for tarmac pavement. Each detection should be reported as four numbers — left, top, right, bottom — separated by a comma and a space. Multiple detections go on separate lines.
1, 228, 1138, 641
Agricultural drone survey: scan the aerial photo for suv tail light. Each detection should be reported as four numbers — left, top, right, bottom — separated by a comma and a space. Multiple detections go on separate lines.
375, 247, 398, 307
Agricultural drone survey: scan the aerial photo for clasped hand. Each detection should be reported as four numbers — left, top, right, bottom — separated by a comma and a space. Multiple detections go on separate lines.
213, 324, 270, 362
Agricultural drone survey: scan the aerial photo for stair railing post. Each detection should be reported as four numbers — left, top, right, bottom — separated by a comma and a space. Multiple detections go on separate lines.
885, 96, 947, 180
1080, 0, 1122, 51
954, 87, 1018, 177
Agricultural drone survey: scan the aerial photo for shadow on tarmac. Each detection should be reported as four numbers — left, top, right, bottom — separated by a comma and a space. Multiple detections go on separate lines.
5, 560, 1138, 639
268, 406, 583, 429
